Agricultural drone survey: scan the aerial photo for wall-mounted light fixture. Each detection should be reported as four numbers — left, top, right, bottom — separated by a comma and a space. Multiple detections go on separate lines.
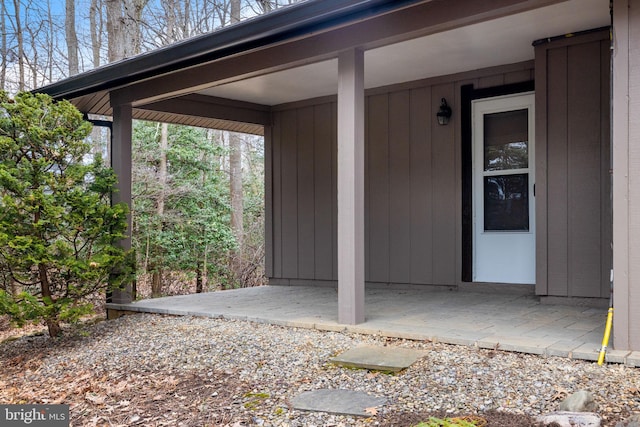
436, 98, 452, 125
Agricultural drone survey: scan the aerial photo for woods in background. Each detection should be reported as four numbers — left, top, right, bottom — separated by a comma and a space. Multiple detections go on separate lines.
1, 0, 302, 294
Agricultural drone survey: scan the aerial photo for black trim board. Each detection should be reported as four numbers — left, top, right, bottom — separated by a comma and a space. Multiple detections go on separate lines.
461, 80, 535, 283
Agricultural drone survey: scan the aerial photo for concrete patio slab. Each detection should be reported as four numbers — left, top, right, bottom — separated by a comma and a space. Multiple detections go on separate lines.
605, 350, 631, 364
105, 285, 629, 364
626, 352, 640, 367
291, 389, 385, 416
330, 345, 426, 371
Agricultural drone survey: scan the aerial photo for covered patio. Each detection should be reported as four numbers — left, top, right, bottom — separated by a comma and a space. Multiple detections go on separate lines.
106, 286, 640, 365
37, 0, 640, 353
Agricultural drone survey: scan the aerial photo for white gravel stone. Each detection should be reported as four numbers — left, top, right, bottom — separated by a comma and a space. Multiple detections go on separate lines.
2, 313, 640, 426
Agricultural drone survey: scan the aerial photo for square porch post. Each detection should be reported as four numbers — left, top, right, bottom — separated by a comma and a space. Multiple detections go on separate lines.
612, 0, 640, 351
337, 48, 365, 324
108, 102, 134, 305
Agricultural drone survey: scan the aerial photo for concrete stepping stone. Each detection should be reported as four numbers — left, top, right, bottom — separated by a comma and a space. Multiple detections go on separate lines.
536, 411, 601, 427
291, 389, 386, 417
330, 345, 426, 372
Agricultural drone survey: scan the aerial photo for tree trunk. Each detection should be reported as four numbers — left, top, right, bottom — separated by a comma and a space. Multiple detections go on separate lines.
151, 122, 169, 297
151, 270, 163, 297
257, 0, 272, 13
47, 0, 54, 84
157, 123, 168, 217
106, 0, 123, 62
65, 0, 79, 75
196, 262, 203, 293
35, 208, 61, 337
123, 0, 147, 57
12, 0, 25, 91
90, 0, 102, 68
1, 1, 7, 90
230, 0, 241, 24
229, 132, 243, 284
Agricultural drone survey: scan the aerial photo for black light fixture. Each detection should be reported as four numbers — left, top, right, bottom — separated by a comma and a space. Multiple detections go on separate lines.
436, 97, 452, 125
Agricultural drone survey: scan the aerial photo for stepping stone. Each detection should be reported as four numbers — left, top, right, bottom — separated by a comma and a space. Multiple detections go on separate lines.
330, 345, 426, 372
291, 389, 386, 417
536, 411, 601, 427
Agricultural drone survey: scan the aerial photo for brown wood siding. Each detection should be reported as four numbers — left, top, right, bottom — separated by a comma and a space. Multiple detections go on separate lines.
535, 30, 611, 298
313, 104, 335, 281
431, 83, 457, 285
613, 0, 640, 350
628, 0, 640, 350
367, 94, 391, 283
269, 62, 536, 285
297, 106, 316, 279
388, 91, 412, 284
280, 109, 298, 278
264, 125, 274, 277
410, 87, 433, 284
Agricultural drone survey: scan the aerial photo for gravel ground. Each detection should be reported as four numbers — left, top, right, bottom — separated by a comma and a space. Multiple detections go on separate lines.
1, 313, 639, 426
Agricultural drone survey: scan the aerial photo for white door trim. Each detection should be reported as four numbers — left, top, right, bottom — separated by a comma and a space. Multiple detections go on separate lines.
472, 92, 535, 284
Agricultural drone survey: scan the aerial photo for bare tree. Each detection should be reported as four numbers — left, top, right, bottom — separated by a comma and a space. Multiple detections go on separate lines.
46, 0, 54, 84
105, 0, 123, 61
1, 1, 7, 90
11, 0, 25, 91
65, 0, 79, 75
228, 0, 245, 284
123, 0, 146, 57
89, 0, 103, 68
151, 122, 169, 297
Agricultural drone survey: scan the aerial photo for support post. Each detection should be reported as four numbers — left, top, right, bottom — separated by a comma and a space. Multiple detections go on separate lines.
108, 101, 134, 304
337, 48, 365, 324
612, 0, 640, 351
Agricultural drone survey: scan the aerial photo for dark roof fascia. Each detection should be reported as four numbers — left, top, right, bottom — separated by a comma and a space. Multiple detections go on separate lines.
37, 0, 423, 101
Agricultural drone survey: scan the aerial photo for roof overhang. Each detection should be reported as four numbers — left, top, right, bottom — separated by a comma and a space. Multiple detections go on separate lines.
36, 0, 610, 135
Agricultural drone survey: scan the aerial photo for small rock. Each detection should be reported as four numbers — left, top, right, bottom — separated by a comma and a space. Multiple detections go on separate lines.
536, 411, 601, 427
559, 390, 597, 412
616, 413, 640, 427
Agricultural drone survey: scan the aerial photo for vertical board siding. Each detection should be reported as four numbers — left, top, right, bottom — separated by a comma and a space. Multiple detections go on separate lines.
567, 42, 602, 297
367, 94, 391, 283
600, 39, 612, 299
264, 125, 274, 277
546, 47, 570, 296
269, 64, 535, 286
388, 91, 412, 283
410, 87, 433, 284
539, 31, 611, 298
627, 0, 640, 348
297, 107, 316, 279
364, 99, 370, 283
280, 109, 299, 278
331, 102, 339, 281
314, 104, 334, 280
272, 113, 283, 278
431, 84, 457, 285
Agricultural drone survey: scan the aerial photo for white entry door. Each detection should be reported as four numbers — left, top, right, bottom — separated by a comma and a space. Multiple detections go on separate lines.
472, 93, 535, 284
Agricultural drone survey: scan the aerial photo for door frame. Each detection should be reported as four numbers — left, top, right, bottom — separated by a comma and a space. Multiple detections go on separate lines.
460, 81, 535, 283
472, 92, 535, 284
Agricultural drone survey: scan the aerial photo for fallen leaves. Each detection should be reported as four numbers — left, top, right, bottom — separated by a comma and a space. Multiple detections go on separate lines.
364, 406, 378, 416
551, 385, 570, 402
0, 362, 258, 426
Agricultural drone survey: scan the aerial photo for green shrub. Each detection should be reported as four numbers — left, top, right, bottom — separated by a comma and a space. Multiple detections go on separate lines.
0, 91, 132, 337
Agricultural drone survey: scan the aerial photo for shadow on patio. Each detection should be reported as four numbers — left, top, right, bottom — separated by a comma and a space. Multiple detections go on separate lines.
106, 285, 625, 363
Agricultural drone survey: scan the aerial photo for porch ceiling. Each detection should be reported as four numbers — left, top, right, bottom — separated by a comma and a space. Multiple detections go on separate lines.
45, 0, 609, 134
199, 0, 609, 106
